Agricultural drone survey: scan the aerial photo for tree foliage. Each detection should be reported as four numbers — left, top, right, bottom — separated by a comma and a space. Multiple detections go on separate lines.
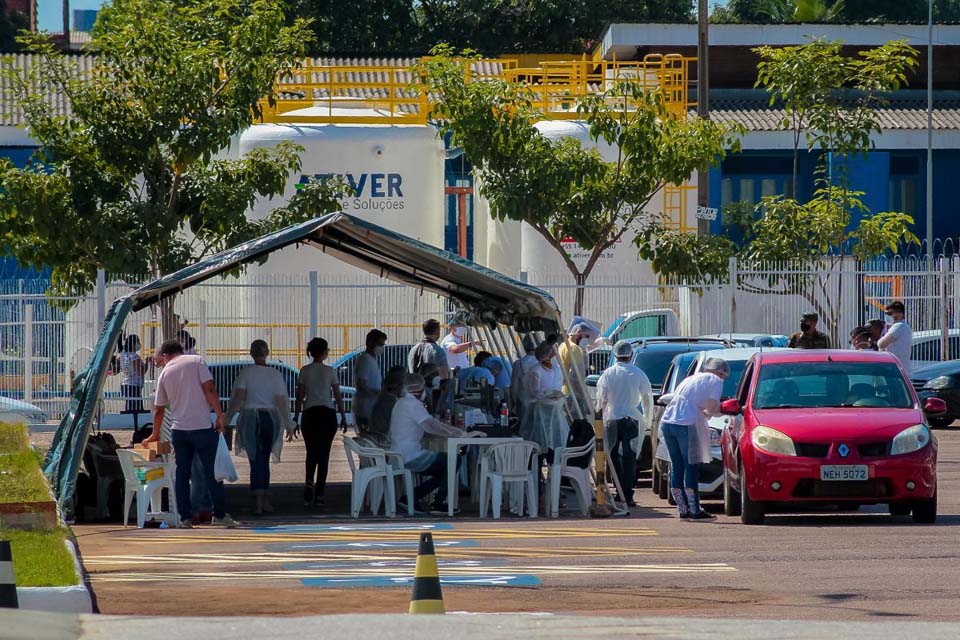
419, 45, 739, 313
754, 38, 917, 194
713, 0, 960, 22
290, 0, 694, 55
0, 0, 347, 335
0, 0, 28, 52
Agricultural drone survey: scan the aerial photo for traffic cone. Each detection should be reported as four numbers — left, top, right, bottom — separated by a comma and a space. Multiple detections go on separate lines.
408, 532, 444, 614
0, 541, 18, 608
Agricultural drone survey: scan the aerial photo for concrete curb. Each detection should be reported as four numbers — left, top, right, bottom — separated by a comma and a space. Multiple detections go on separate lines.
4, 611, 960, 640
16, 538, 93, 614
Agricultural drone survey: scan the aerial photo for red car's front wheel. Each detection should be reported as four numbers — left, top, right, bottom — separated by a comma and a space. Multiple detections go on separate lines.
740, 464, 766, 525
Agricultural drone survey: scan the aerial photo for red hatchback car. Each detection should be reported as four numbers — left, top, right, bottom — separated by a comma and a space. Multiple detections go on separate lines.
720, 350, 945, 525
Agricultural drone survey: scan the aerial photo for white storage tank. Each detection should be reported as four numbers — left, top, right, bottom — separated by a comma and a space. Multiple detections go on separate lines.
238, 107, 447, 276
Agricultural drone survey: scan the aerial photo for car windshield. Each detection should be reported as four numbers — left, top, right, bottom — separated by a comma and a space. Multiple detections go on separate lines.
754, 362, 913, 409
631, 351, 684, 386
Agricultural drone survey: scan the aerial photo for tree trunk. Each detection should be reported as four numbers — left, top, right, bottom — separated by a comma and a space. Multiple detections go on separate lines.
573, 272, 586, 317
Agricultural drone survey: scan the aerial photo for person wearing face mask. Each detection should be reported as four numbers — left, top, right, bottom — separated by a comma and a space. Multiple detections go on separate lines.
441, 320, 482, 373
557, 323, 592, 417
354, 329, 387, 432
511, 334, 539, 419
389, 373, 479, 513
522, 341, 570, 459
367, 366, 407, 447
787, 312, 831, 349
877, 300, 912, 372
660, 357, 729, 520
408, 319, 450, 379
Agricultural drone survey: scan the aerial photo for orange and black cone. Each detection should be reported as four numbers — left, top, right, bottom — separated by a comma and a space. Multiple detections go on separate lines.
408, 532, 444, 614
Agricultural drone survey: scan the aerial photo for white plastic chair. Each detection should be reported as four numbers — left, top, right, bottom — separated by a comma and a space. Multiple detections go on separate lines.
548, 437, 596, 517
116, 449, 177, 527
479, 441, 540, 519
343, 437, 392, 518
356, 437, 415, 517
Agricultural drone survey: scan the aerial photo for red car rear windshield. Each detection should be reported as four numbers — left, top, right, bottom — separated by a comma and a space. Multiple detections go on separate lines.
754, 361, 913, 410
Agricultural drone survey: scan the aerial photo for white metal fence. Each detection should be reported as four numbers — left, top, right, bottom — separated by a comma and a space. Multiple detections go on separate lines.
5, 255, 959, 421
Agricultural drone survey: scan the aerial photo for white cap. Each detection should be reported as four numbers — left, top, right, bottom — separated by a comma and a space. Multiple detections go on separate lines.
613, 340, 634, 359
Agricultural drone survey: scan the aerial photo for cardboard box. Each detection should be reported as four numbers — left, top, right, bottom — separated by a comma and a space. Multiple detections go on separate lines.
132, 446, 161, 462
147, 441, 172, 455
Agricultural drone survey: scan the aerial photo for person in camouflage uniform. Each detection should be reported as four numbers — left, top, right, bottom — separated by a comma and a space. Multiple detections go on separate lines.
788, 312, 832, 349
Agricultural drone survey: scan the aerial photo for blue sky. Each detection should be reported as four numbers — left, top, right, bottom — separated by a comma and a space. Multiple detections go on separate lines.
38, 0, 104, 32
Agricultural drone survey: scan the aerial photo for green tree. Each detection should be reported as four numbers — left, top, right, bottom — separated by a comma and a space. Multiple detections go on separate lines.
0, 0, 347, 337
419, 46, 738, 314
288, 0, 419, 53
754, 38, 917, 196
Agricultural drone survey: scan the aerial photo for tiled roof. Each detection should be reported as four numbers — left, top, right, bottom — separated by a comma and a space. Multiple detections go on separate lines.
701, 97, 960, 131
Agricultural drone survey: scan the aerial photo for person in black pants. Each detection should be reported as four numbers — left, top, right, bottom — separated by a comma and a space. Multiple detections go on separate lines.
294, 338, 348, 507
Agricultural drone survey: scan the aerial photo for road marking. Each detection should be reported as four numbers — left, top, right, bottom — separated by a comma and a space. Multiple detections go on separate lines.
117, 526, 659, 545
301, 575, 543, 588
89, 564, 737, 583
82, 546, 693, 567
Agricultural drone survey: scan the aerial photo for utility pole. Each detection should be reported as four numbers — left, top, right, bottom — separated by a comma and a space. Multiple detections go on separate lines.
696, 0, 710, 237
926, 0, 934, 261
62, 0, 71, 50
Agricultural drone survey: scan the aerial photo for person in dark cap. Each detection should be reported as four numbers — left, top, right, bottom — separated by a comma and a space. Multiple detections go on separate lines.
788, 312, 831, 349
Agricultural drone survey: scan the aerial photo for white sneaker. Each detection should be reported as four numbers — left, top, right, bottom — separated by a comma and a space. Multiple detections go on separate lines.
177, 519, 194, 529
212, 514, 240, 528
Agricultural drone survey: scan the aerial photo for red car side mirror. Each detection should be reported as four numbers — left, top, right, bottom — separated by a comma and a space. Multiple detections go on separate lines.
720, 398, 742, 415
923, 397, 947, 416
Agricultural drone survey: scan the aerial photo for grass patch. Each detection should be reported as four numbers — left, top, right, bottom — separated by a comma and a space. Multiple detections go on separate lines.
0, 422, 51, 504
0, 528, 77, 587
0, 423, 29, 455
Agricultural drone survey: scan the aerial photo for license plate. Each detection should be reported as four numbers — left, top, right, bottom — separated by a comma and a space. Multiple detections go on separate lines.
820, 465, 868, 481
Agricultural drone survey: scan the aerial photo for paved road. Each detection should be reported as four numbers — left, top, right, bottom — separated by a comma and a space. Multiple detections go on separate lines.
70, 427, 960, 621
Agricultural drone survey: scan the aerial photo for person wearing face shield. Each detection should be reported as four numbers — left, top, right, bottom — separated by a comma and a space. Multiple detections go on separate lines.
659, 357, 729, 520
388, 373, 479, 513
557, 323, 592, 417
523, 341, 570, 458
595, 340, 652, 507
511, 334, 539, 419
354, 329, 387, 432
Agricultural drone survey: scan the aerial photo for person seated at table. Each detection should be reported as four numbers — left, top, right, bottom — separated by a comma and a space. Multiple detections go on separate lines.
457, 351, 496, 390
482, 356, 510, 391
389, 373, 478, 512
366, 366, 407, 447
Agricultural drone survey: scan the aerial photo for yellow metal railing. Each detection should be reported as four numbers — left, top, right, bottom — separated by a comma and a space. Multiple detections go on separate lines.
663, 184, 696, 233
139, 322, 422, 369
258, 54, 694, 125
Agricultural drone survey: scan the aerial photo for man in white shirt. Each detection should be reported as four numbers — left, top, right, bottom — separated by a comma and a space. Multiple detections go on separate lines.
877, 300, 913, 372
595, 340, 652, 507
354, 329, 387, 431
389, 373, 474, 512
142, 339, 238, 528
440, 320, 481, 373
660, 357, 728, 521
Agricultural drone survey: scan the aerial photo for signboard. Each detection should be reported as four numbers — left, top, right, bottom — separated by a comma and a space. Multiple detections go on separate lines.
696, 206, 718, 221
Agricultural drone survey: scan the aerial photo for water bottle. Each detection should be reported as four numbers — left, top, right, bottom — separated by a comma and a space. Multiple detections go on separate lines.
135, 467, 147, 485
499, 402, 509, 428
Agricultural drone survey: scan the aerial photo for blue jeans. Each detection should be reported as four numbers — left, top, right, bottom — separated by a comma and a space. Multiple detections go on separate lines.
661, 421, 699, 491
605, 417, 639, 501
173, 428, 225, 520
406, 451, 448, 505
190, 456, 213, 513
248, 411, 275, 493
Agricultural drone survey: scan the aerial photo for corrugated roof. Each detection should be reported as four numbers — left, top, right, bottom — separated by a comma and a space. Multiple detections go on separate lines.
698, 96, 960, 131
0, 53, 96, 127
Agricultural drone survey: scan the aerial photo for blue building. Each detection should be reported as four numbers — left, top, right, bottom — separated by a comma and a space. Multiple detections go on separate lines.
598, 23, 960, 244
72, 9, 98, 32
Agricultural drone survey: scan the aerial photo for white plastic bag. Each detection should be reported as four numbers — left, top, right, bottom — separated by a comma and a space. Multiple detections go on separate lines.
214, 433, 238, 482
